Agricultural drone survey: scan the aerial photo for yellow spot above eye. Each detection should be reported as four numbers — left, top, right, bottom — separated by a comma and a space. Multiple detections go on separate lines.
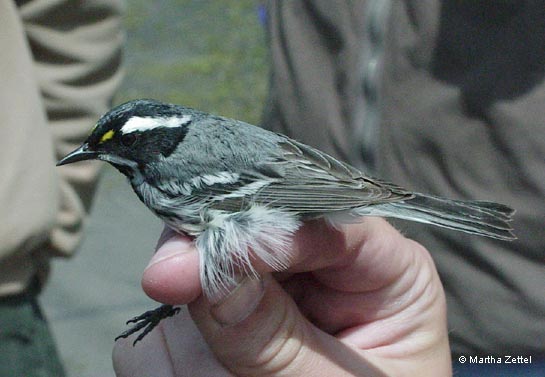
100, 129, 115, 143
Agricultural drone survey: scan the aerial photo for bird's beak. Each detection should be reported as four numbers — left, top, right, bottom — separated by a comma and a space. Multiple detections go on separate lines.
56, 143, 99, 166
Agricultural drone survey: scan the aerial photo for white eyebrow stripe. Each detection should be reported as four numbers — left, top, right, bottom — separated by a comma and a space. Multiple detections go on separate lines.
120, 115, 192, 134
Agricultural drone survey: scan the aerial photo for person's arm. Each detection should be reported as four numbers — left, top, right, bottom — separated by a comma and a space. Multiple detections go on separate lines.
21, 0, 125, 257
113, 218, 452, 376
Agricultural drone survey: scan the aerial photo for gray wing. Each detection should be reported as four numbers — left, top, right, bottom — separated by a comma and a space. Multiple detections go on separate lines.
204, 138, 413, 215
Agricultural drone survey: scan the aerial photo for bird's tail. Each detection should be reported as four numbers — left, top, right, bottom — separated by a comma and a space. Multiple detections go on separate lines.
359, 193, 516, 240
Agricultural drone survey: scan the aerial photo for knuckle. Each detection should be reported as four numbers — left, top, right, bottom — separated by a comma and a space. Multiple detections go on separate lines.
234, 301, 308, 376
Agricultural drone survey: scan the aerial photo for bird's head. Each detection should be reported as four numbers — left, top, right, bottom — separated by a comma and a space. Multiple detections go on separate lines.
57, 99, 195, 176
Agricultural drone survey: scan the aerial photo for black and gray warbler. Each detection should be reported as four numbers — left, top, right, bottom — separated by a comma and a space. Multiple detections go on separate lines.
57, 99, 515, 344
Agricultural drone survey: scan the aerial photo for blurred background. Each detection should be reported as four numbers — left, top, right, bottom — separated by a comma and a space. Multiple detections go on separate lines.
41, 1, 267, 376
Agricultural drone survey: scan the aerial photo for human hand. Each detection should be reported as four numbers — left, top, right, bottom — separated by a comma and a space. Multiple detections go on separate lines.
113, 218, 451, 376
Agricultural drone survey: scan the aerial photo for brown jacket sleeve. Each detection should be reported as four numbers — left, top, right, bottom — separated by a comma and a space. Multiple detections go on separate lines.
0, 0, 124, 295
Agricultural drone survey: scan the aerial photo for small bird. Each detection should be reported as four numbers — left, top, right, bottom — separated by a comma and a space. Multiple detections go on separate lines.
57, 99, 515, 344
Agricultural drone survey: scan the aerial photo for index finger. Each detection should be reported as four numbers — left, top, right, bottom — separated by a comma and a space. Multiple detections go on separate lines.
142, 218, 410, 304
285, 217, 424, 292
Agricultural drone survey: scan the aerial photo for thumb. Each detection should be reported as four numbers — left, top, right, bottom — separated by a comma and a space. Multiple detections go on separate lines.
187, 274, 385, 377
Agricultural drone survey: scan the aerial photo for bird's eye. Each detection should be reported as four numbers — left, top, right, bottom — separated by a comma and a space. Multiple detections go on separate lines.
122, 133, 138, 147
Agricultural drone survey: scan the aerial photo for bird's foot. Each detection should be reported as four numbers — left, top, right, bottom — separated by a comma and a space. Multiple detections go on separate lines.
115, 304, 181, 346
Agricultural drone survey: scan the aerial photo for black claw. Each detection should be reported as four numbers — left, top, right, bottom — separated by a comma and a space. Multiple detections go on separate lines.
115, 305, 181, 346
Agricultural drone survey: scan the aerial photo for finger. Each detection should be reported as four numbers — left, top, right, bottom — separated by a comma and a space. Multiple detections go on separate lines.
113, 307, 232, 377
281, 219, 444, 337
281, 218, 361, 272
188, 274, 387, 377
142, 218, 411, 305
113, 324, 175, 377
142, 231, 201, 305
280, 248, 442, 339
199, 217, 377, 277
141, 219, 351, 305
312, 218, 429, 292
280, 217, 425, 294
259, 217, 407, 280
160, 307, 233, 376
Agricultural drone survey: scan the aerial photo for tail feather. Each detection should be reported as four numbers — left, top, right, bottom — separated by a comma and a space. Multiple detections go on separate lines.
359, 193, 516, 241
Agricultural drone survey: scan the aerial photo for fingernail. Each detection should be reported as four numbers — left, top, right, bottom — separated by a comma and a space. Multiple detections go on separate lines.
146, 235, 194, 269
211, 277, 265, 326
